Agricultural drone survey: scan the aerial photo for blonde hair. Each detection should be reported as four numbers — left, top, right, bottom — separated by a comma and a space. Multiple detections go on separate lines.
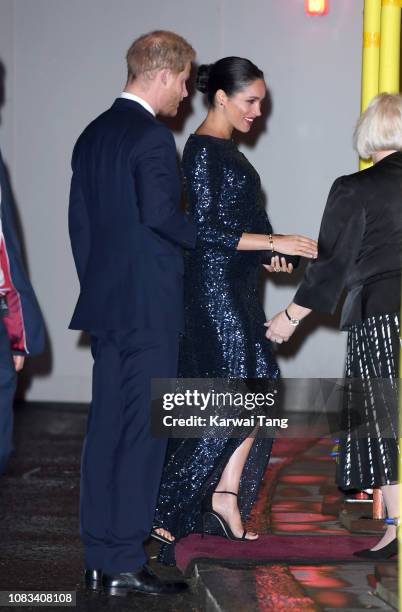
354, 92, 402, 159
126, 30, 195, 81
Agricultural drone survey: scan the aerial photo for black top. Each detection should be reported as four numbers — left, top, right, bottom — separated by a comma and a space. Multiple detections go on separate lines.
294, 151, 402, 329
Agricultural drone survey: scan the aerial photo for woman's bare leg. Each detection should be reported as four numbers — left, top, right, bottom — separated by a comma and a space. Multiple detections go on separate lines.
155, 435, 259, 542
370, 483, 399, 550
212, 436, 258, 540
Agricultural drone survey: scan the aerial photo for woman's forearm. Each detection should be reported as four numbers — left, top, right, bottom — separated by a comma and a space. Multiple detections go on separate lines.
287, 302, 312, 321
236, 232, 271, 251
236, 233, 318, 259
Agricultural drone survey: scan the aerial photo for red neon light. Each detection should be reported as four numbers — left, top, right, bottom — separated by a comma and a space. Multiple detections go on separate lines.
305, 0, 328, 16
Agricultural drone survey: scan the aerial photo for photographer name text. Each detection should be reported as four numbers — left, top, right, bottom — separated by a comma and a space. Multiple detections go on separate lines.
162, 415, 288, 428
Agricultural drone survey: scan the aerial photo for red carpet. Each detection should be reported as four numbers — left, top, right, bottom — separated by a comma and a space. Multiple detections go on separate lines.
175, 533, 380, 574
174, 437, 384, 575
247, 437, 320, 533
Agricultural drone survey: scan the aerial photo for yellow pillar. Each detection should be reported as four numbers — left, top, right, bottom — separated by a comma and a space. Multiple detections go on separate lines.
361, 0, 382, 110
360, 0, 382, 170
379, 0, 402, 91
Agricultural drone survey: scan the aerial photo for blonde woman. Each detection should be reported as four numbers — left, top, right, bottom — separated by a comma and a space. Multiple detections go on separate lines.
267, 93, 402, 560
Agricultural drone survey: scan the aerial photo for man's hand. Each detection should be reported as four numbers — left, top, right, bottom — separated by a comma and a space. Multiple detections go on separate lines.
264, 311, 296, 344
13, 355, 25, 372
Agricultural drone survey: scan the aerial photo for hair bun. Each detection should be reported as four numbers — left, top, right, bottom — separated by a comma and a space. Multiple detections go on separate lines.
196, 64, 212, 94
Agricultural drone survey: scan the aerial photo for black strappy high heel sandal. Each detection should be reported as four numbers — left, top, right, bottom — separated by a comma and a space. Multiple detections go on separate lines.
150, 527, 175, 545
201, 490, 256, 542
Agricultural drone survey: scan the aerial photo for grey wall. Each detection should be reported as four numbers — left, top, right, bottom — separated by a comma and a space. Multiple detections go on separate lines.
0, 0, 364, 402
0, 0, 15, 168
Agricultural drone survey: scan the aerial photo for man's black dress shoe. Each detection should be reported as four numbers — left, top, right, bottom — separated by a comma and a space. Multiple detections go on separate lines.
102, 564, 188, 596
353, 538, 398, 560
84, 569, 103, 590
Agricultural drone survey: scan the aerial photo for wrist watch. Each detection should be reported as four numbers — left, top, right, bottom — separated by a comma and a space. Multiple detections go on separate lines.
285, 308, 300, 327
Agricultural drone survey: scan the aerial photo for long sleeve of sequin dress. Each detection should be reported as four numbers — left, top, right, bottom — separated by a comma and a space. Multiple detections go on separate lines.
154, 135, 279, 565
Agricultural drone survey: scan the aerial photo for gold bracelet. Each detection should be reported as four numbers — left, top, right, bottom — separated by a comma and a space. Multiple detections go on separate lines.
267, 233, 274, 252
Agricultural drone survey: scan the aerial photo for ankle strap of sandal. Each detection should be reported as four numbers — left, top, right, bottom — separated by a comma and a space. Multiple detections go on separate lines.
214, 490, 238, 496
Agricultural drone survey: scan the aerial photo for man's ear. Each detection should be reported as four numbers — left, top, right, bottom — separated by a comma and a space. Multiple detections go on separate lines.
160, 68, 171, 86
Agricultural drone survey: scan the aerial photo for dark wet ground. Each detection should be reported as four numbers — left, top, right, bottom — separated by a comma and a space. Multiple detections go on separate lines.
0, 403, 200, 611
0, 403, 397, 611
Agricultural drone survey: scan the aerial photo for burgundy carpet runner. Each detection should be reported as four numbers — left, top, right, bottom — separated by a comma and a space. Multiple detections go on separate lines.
175, 533, 380, 574
174, 436, 381, 575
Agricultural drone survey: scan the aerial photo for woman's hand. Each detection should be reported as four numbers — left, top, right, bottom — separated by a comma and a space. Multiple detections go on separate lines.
273, 234, 318, 259
265, 303, 311, 343
263, 256, 293, 274
264, 311, 295, 344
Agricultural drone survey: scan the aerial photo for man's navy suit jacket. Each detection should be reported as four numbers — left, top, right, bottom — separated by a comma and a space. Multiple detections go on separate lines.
69, 98, 196, 333
0, 149, 44, 356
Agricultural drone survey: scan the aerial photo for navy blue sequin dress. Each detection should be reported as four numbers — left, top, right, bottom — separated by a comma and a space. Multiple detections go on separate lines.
154, 134, 279, 564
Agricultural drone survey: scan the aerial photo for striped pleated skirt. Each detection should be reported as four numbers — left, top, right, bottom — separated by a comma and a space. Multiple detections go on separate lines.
336, 313, 400, 490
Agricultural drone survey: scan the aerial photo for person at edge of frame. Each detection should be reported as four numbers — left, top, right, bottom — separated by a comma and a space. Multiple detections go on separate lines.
0, 147, 44, 475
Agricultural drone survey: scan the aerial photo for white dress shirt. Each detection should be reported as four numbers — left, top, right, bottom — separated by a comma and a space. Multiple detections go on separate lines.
119, 92, 155, 117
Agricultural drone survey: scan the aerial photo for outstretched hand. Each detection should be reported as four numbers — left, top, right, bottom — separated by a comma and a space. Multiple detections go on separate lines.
264, 311, 296, 344
273, 235, 318, 259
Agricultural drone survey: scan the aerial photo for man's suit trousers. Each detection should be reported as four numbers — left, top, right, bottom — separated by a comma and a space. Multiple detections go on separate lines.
80, 328, 178, 573
0, 318, 16, 475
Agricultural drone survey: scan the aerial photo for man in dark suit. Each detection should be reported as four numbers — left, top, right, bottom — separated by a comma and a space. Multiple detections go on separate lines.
0, 148, 44, 475
69, 31, 196, 596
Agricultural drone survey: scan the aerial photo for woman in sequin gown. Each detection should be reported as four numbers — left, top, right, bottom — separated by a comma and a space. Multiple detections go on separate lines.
153, 57, 318, 564
267, 93, 402, 558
